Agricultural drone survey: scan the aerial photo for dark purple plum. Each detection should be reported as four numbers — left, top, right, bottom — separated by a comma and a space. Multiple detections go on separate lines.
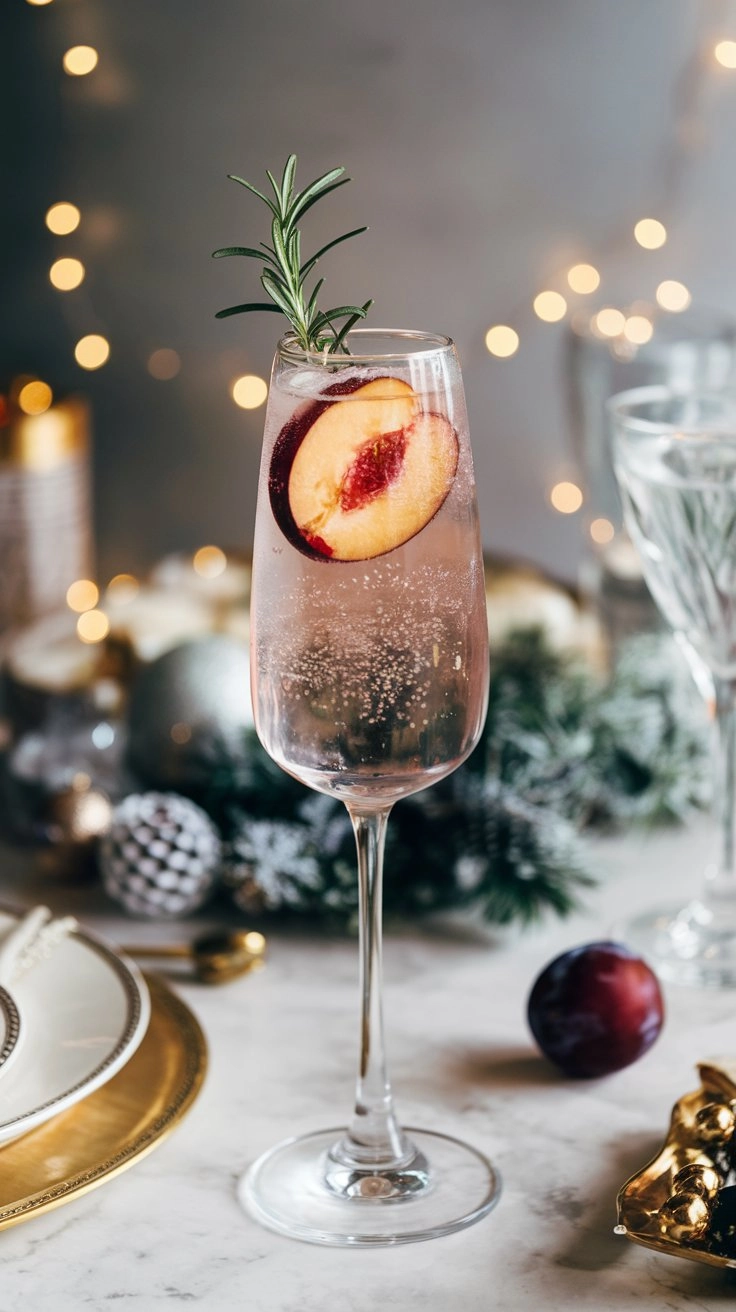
527, 941, 664, 1078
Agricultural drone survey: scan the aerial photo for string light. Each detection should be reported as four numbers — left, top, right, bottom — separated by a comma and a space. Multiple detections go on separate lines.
49, 257, 85, 291
623, 314, 654, 345
715, 40, 736, 68
25, 0, 710, 557
634, 218, 667, 249
74, 335, 110, 370
62, 46, 98, 76
45, 202, 81, 235
231, 374, 268, 408
485, 325, 519, 358
17, 380, 53, 415
147, 349, 181, 380
193, 545, 227, 578
66, 579, 99, 613
567, 263, 600, 294
590, 518, 615, 545
550, 481, 583, 514
594, 307, 626, 337
533, 291, 567, 323
76, 609, 109, 643
656, 279, 691, 312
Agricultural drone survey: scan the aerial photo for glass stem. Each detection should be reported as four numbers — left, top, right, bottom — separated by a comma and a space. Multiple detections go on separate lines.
710, 677, 736, 898
334, 805, 413, 1169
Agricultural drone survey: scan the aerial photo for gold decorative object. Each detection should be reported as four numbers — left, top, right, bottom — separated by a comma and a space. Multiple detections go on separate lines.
48, 777, 113, 845
657, 1192, 710, 1242
0, 974, 206, 1231
672, 1162, 721, 1201
617, 1061, 736, 1269
38, 777, 113, 881
127, 928, 267, 984
694, 1101, 736, 1145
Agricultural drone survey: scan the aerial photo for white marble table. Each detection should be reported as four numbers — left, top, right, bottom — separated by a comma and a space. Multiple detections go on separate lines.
1, 816, 735, 1310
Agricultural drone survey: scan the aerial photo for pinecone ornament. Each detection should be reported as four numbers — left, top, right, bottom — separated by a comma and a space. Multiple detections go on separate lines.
100, 792, 221, 917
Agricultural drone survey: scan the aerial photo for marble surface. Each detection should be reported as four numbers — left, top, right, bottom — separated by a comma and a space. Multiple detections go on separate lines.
1, 817, 736, 1310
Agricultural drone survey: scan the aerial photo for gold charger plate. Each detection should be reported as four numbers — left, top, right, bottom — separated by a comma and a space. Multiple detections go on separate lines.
0, 973, 207, 1231
617, 1060, 736, 1270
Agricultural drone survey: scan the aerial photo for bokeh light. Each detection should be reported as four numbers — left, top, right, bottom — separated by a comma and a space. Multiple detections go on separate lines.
594, 308, 626, 337
634, 218, 667, 250
567, 263, 600, 294
623, 315, 654, 345
590, 517, 615, 545
18, 380, 53, 415
715, 40, 736, 68
49, 257, 85, 291
193, 545, 227, 578
76, 609, 110, 643
45, 203, 80, 235
484, 325, 519, 358
75, 335, 110, 370
147, 349, 181, 380
170, 722, 192, 745
66, 579, 100, 613
550, 481, 583, 514
231, 374, 268, 409
106, 573, 140, 604
656, 280, 691, 312
63, 46, 98, 76
533, 290, 567, 323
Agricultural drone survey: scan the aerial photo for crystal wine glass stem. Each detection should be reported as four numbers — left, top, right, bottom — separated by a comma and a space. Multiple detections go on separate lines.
333, 805, 413, 1169
711, 677, 736, 897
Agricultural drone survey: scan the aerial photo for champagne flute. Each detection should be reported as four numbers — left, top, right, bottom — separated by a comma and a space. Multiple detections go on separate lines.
240, 328, 500, 1246
610, 385, 736, 987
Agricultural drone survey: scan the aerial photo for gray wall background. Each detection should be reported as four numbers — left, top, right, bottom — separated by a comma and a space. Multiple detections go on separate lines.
5, 0, 736, 584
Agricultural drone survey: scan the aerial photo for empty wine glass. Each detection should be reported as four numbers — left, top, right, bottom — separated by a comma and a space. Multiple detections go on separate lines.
240, 328, 500, 1245
610, 385, 736, 987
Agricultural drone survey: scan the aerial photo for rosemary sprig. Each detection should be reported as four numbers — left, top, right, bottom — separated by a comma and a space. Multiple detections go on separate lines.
213, 155, 373, 354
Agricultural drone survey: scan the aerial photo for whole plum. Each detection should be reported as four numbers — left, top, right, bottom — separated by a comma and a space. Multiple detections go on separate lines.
527, 941, 664, 1078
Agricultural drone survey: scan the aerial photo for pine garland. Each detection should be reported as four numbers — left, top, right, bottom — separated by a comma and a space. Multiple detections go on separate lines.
202, 628, 710, 930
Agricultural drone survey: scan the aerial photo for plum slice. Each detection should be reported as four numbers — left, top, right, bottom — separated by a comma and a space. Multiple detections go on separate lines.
268, 375, 459, 562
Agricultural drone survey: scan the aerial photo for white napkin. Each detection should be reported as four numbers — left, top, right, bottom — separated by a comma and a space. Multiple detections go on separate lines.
0, 907, 78, 986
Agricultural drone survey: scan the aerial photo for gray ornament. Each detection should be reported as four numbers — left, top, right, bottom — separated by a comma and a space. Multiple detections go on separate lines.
126, 636, 252, 792
100, 791, 221, 918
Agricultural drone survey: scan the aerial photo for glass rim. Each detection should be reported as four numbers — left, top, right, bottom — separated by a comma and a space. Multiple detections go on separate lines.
277, 327, 454, 366
606, 384, 736, 436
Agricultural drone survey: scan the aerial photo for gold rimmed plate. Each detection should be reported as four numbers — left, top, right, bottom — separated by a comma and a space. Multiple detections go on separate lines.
0, 909, 150, 1145
617, 1060, 736, 1270
0, 974, 207, 1230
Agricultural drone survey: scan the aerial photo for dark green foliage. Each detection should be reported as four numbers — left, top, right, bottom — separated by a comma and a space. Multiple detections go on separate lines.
209, 629, 709, 929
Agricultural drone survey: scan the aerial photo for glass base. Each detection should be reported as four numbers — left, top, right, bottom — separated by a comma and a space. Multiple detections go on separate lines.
239, 1127, 501, 1247
615, 899, 736, 987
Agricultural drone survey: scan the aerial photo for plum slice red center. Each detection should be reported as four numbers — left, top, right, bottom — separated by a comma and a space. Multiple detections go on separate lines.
338, 429, 408, 513
269, 375, 460, 562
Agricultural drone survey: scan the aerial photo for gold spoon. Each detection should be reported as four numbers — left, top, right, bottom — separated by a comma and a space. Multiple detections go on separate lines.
125, 929, 267, 984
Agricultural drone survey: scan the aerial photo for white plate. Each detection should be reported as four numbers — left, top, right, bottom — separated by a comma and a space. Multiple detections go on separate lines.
0, 911, 150, 1145
0, 987, 21, 1080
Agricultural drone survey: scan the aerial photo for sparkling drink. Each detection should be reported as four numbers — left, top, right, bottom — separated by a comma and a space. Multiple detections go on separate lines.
241, 330, 500, 1246
251, 345, 488, 802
